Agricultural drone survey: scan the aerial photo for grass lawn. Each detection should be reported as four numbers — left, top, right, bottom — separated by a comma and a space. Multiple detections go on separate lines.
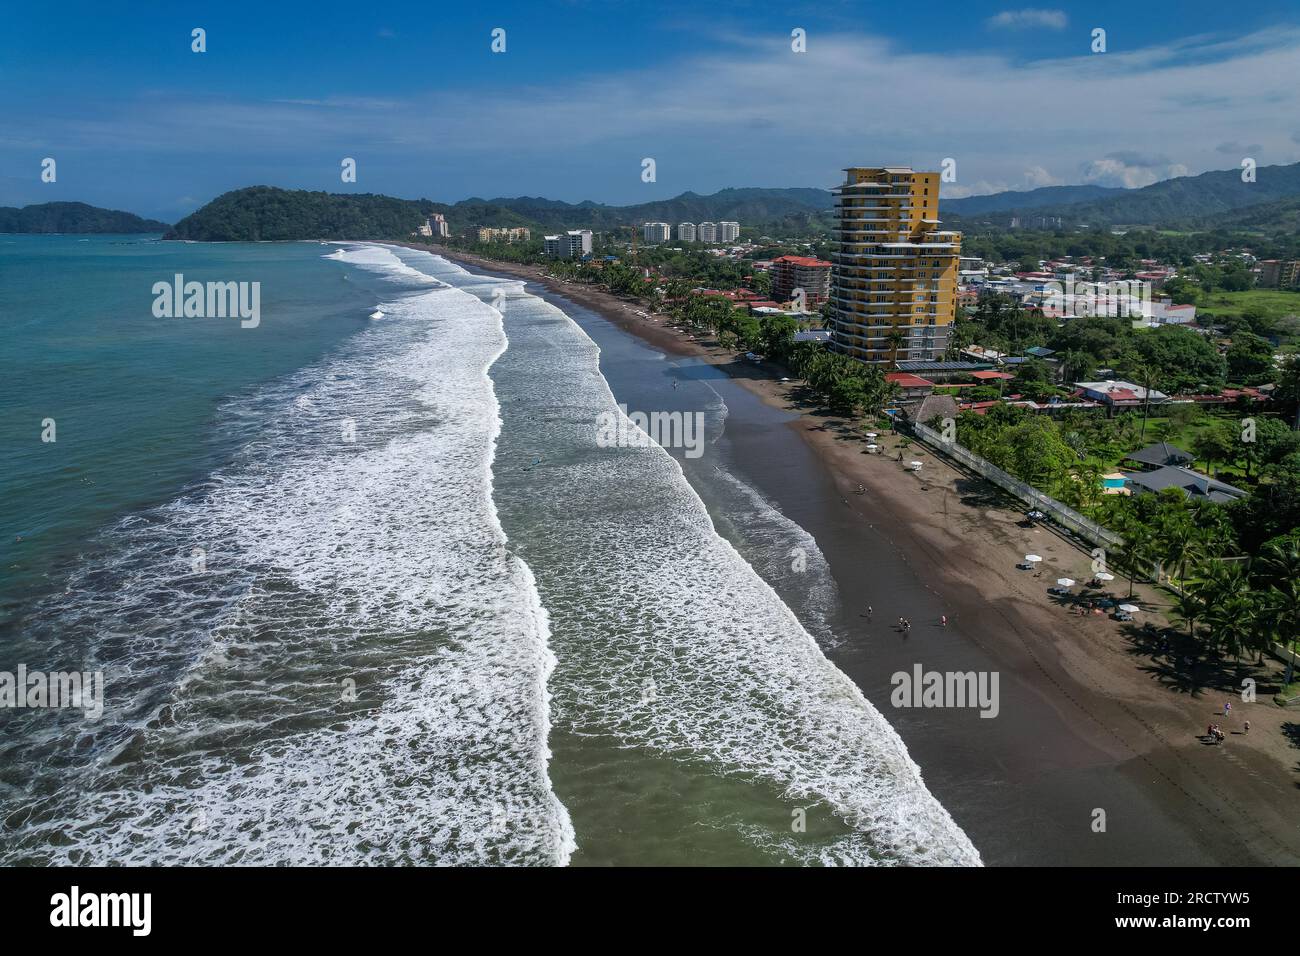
1199, 288, 1300, 320
1081, 411, 1253, 483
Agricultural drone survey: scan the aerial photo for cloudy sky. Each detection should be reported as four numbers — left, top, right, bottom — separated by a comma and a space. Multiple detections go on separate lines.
3, 0, 1299, 221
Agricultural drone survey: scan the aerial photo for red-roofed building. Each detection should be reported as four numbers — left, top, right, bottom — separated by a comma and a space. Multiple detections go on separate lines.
770, 255, 832, 307
885, 372, 936, 401
970, 370, 1015, 382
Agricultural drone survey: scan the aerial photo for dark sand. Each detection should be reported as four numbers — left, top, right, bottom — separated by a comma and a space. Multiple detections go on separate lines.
401, 241, 1300, 866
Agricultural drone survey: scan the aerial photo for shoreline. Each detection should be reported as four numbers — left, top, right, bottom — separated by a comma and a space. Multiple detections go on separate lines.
400, 241, 1300, 866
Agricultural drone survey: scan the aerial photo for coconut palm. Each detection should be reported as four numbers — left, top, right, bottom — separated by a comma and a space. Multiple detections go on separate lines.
1256, 543, 1300, 685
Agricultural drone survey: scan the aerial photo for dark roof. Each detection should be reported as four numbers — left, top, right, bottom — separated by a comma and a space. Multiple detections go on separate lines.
1124, 441, 1194, 468
1025, 346, 1056, 358
904, 393, 959, 424
1121, 465, 1245, 503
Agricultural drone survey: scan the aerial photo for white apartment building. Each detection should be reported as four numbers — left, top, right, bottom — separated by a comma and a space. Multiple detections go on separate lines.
544, 229, 593, 259
642, 222, 671, 244
718, 221, 740, 242
677, 222, 696, 242
697, 221, 718, 243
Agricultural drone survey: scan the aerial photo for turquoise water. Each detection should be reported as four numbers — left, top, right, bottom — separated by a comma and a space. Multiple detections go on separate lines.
0, 236, 376, 620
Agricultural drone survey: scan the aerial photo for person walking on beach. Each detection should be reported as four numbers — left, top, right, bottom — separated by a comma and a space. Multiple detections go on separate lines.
1224, 701, 1232, 716
1244, 720, 1250, 734
940, 615, 947, 627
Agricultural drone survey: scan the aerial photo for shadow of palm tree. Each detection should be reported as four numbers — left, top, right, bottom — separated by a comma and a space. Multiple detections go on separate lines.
1124, 623, 1279, 700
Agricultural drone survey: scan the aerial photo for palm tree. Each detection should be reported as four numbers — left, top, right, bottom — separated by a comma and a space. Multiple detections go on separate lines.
1257, 543, 1300, 685
1156, 514, 1204, 586
1134, 364, 1161, 443
886, 327, 907, 366
1196, 562, 1250, 659
1172, 588, 1208, 647
1118, 531, 1161, 599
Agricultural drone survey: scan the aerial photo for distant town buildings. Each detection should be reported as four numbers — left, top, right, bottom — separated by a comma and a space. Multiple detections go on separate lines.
677, 222, 696, 242
770, 254, 832, 307
417, 214, 451, 238
475, 226, 531, 243
642, 222, 671, 244
829, 166, 961, 365
544, 229, 593, 259
696, 221, 718, 243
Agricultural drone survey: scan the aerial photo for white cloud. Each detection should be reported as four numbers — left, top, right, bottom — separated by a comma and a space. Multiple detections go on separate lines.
1080, 154, 1190, 189
987, 9, 1068, 30
6, 24, 1300, 209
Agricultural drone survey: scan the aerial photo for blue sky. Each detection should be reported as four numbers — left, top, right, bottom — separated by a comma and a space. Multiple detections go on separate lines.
4, 0, 1300, 221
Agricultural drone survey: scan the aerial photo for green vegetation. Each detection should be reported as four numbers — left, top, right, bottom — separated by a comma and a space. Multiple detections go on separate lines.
165, 187, 437, 241
165, 185, 836, 243
0, 201, 168, 233
954, 295, 1232, 392
950, 161, 1300, 230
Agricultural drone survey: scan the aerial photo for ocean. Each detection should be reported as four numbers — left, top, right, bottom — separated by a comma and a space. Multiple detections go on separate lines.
0, 236, 979, 866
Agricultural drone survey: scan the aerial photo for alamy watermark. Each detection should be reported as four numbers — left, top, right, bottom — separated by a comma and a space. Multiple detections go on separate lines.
152, 274, 260, 328
1042, 278, 1151, 319
891, 664, 999, 718
0, 664, 104, 719
595, 404, 705, 458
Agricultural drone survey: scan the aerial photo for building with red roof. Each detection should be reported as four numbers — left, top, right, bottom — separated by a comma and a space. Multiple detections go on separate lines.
770, 254, 832, 307
885, 371, 936, 401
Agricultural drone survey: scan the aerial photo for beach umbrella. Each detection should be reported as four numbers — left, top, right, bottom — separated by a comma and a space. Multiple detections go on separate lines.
1096, 572, 1115, 582
1025, 554, 1043, 564
866, 443, 879, 452
866, 432, 878, 439
1118, 604, 1139, 613
1056, 577, 1075, 587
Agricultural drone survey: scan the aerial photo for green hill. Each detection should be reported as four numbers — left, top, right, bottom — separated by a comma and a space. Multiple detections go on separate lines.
0, 201, 169, 233
942, 184, 1122, 217
165, 185, 836, 242
1173, 194, 1300, 234
165, 187, 438, 241
952, 162, 1300, 228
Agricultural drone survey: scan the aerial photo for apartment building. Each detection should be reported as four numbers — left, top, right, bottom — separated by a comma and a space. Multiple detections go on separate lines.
718, 221, 740, 242
677, 222, 697, 242
475, 226, 531, 243
543, 229, 593, 259
697, 221, 718, 243
829, 166, 961, 365
1257, 259, 1300, 289
642, 222, 671, 244
770, 255, 832, 307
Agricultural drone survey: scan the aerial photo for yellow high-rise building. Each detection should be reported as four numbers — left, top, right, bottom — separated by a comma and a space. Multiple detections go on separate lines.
829, 167, 961, 365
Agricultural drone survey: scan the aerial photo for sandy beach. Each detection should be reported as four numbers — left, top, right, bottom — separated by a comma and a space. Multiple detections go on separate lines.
407, 241, 1300, 866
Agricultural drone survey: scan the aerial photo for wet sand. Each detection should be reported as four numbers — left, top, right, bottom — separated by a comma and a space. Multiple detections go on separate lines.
407, 242, 1300, 866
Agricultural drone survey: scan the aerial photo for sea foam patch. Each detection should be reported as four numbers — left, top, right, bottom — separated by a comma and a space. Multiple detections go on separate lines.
0, 244, 573, 866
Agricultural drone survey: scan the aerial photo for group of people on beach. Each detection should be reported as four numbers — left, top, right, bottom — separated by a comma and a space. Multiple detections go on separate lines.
863, 606, 947, 635
1204, 702, 1249, 744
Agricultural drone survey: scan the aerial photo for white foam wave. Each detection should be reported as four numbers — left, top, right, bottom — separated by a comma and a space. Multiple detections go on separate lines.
0, 245, 574, 866
404, 245, 980, 866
